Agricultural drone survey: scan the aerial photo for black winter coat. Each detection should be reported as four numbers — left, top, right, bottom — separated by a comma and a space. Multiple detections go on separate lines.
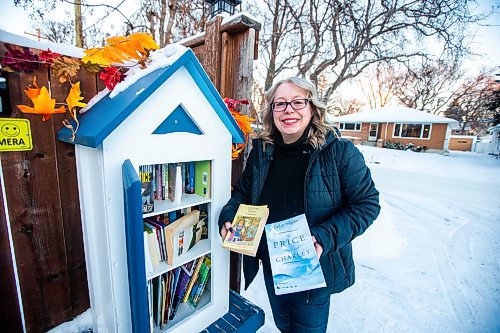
218, 131, 380, 300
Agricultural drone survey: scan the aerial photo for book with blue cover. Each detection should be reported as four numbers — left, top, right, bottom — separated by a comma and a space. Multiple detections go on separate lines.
265, 214, 326, 295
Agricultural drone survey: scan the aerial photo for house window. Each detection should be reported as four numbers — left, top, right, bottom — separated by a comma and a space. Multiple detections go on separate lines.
422, 124, 431, 138
393, 123, 432, 139
339, 122, 361, 131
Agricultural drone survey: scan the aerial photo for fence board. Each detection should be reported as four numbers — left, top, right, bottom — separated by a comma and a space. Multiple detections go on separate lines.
0, 167, 23, 333
50, 68, 94, 317
3, 70, 73, 332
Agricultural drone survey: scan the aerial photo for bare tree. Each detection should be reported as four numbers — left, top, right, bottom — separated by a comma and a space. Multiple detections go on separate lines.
444, 70, 500, 135
14, 0, 208, 48
247, 0, 489, 100
392, 57, 464, 114
358, 62, 398, 109
327, 94, 365, 116
129, 0, 208, 47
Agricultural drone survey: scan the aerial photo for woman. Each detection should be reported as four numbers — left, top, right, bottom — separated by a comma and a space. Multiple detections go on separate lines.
219, 77, 380, 332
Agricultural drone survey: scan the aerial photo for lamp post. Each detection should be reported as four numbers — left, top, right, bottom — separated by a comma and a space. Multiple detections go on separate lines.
205, 0, 242, 18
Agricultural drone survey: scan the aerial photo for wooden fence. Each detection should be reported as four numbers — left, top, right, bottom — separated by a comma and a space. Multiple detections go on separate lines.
0, 14, 259, 333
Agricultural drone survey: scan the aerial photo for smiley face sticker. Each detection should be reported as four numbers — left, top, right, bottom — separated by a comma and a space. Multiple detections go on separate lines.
0, 118, 33, 151
1, 123, 21, 137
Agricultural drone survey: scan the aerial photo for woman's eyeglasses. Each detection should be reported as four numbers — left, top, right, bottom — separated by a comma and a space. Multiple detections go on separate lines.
271, 98, 311, 112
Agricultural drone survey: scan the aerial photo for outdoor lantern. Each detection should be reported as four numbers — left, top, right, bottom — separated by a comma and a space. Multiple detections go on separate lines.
205, 0, 242, 18
0, 72, 11, 116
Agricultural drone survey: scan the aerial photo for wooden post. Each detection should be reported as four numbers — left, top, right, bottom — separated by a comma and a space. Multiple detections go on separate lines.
183, 13, 261, 293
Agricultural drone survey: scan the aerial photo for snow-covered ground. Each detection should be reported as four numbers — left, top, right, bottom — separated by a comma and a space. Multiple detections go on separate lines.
242, 146, 500, 333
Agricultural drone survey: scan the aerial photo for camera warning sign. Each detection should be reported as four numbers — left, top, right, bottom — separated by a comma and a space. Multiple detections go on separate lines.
0, 118, 33, 152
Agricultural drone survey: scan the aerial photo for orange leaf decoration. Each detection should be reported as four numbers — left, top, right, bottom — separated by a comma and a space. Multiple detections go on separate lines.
82, 48, 111, 67
223, 98, 255, 159
128, 33, 160, 51
24, 76, 41, 99
107, 36, 142, 60
83, 33, 159, 67
66, 82, 86, 113
18, 85, 66, 121
230, 110, 254, 135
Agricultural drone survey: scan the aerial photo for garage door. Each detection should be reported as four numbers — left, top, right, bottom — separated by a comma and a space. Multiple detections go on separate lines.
449, 138, 473, 151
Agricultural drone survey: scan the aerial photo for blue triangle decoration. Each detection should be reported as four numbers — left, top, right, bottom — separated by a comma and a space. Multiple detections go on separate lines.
152, 104, 203, 135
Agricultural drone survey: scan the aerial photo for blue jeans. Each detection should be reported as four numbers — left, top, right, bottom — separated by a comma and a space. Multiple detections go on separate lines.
263, 265, 331, 333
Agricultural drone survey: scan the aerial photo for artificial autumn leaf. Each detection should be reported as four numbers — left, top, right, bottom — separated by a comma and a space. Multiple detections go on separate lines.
82, 48, 112, 67
99, 66, 123, 91
1, 44, 40, 72
83, 33, 159, 67
223, 97, 255, 159
62, 82, 85, 142
18, 85, 66, 121
82, 61, 102, 74
106, 36, 142, 60
230, 110, 254, 135
66, 82, 87, 113
39, 49, 62, 63
51, 56, 80, 83
128, 33, 160, 51
232, 144, 245, 160
24, 76, 41, 99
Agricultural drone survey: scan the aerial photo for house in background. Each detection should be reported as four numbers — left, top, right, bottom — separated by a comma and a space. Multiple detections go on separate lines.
330, 106, 459, 152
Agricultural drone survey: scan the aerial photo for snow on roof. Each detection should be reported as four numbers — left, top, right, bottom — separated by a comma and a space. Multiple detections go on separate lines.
221, 11, 260, 26
0, 29, 84, 58
109, 44, 188, 99
331, 106, 458, 124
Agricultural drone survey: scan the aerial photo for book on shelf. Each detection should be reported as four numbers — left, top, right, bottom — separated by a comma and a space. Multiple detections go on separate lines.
265, 214, 326, 295
144, 231, 154, 274
140, 165, 154, 213
194, 160, 211, 198
222, 204, 269, 257
187, 256, 211, 308
144, 220, 167, 262
182, 256, 205, 303
185, 161, 195, 194
165, 210, 201, 265
145, 229, 161, 270
168, 256, 203, 321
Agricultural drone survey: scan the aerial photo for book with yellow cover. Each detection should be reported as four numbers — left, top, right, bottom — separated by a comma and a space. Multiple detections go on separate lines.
222, 204, 269, 256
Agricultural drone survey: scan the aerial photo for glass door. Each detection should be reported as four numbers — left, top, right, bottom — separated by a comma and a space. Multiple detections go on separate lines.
368, 123, 379, 141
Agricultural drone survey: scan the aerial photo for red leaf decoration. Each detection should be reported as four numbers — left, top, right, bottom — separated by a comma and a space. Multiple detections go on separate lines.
1, 44, 40, 72
39, 49, 62, 63
99, 66, 123, 91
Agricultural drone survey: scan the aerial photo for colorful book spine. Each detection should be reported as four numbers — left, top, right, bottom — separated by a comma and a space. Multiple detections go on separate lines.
182, 256, 205, 303
188, 256, 211, 307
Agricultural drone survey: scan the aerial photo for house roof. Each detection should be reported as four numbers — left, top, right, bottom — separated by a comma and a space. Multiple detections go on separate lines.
331, 106, 459, 125
57, 48, 244, 147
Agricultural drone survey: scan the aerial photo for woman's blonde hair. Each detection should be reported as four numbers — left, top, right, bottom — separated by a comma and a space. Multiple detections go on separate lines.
259, 77, 336, 149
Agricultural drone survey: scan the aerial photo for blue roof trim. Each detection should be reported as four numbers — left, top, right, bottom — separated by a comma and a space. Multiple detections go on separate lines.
152, 104, 203, 135
58, 49, 244, 147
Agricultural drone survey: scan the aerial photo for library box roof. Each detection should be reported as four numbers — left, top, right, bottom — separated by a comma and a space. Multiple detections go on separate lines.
58, 47, 244, 148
